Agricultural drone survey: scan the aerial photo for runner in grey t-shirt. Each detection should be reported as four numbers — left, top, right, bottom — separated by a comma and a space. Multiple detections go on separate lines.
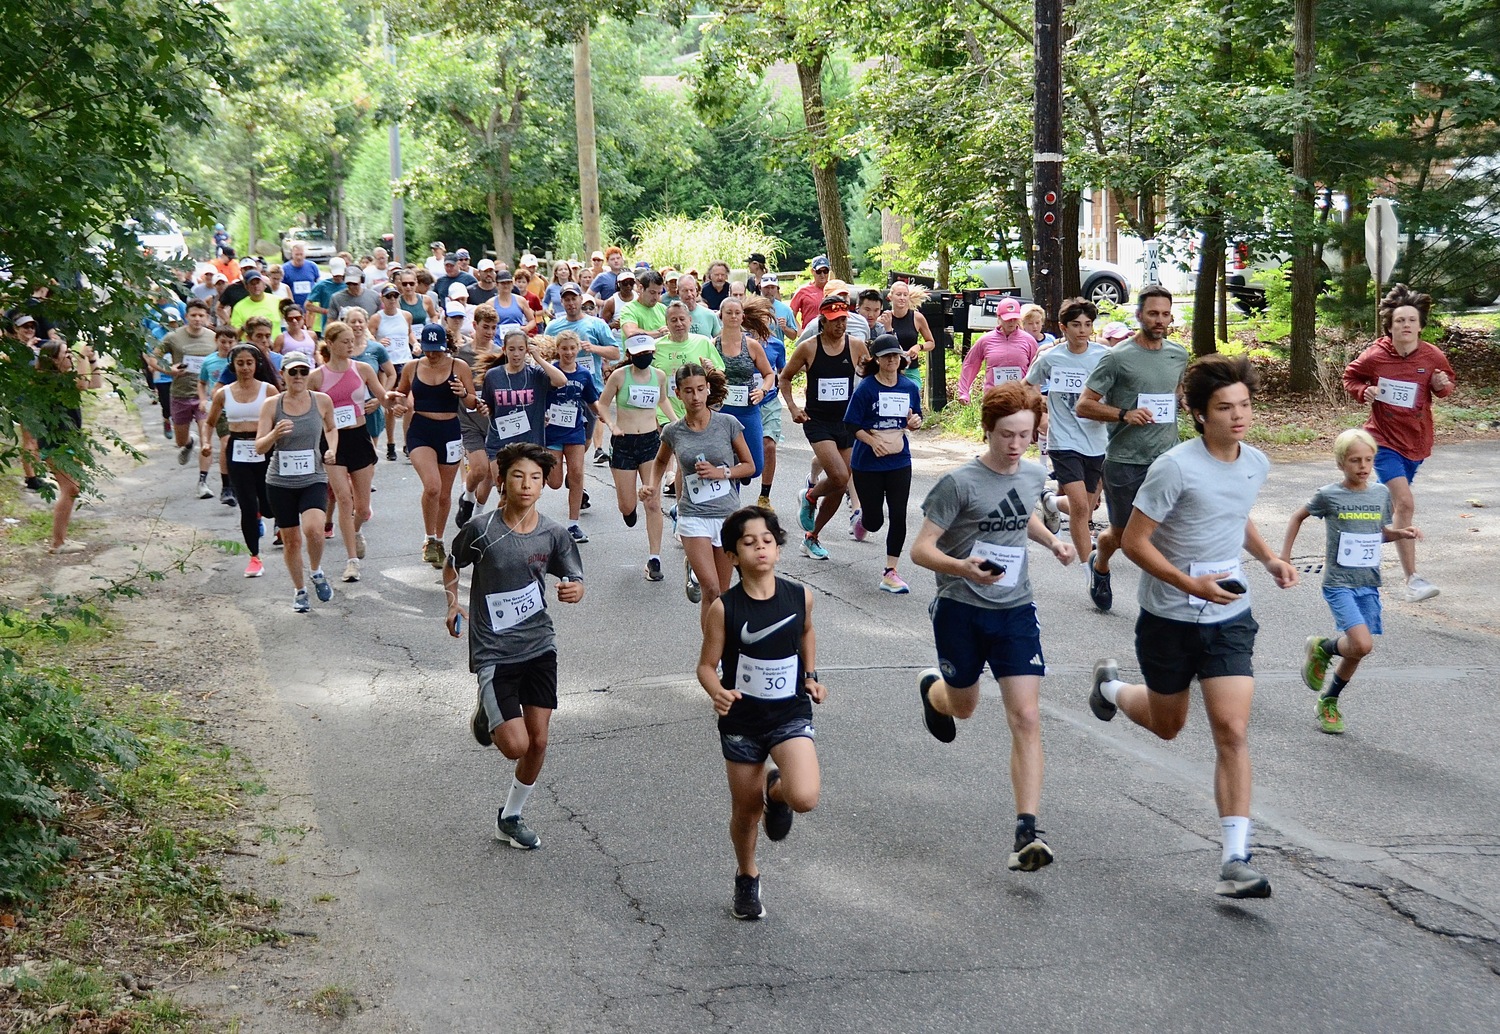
911, 381, 1074, 875
445, 442, 585, 852
1085, 354, 1297, 901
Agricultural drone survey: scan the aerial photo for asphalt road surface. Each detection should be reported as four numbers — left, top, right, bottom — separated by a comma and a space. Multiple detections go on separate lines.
127, 408, 1500, 1033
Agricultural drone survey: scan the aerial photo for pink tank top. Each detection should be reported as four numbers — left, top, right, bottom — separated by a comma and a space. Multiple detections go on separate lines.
320, 363, 367, 411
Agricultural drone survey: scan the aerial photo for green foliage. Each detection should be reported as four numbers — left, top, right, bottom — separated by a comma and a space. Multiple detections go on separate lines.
551, 206, 623, 265
631, 209, 786, 273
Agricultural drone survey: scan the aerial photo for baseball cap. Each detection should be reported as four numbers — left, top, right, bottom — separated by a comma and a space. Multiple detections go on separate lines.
819, 297, 849, 317
591, 250, 605, 262
617, 268, 637, 283
747, 252, 767, 265
13, 313, 35, 327
624, 334, 656, 355
760, 274, 778, 288
345, 267, 363, 283
870, 334, 906, 357
445, 303, 466, 318
419, 323, 448, 351
328, 257, 347, 275
823, 278, 850, 299
559, 282, 582, 296
244, 269, 264, 282
238, 256, 257, 269
381, 284, 400, 297
281, 353, 312, 372
661, 267, 678, 280
447, 283, 469, 300
495, 268, 514, 283
477, 258, 495, 271
996, 296, 1022, 321
1103, 321, 1132, 342
212, 272, 228, 284
455, 248, 470, 259
519, 253, 539, 267
811, 255, 831, 271
429, 241, 445, 250
443, 254, 458, 265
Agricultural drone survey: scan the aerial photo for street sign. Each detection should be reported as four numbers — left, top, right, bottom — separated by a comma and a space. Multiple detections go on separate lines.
1366, 198, 1399, 288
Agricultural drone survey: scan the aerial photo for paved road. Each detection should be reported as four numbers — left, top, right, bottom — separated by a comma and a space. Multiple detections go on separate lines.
121, 408, 1500, 1032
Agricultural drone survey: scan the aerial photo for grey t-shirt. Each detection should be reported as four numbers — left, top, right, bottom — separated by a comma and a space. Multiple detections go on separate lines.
329, 287, 381, 318
1027, 342, 1109, 455
1083, 338, 1190, 466
1132, 437, 1270, 623
449, 509, 584, 670
661, 411, 745, 518
920, 457, 1048, 610
1306, 481, 1392, 589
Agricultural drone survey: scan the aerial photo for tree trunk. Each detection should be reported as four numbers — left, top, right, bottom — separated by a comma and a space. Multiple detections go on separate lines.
937, 244, 951, 291
881, 208, 905, 262
795, 55, 853, 282
574, 28, 601, 255
330, 149, 346, 251
487, 190, 504, 266
1288, 0, 1319, 392
248, 165, 261, 258
1192, 217, 1225, 356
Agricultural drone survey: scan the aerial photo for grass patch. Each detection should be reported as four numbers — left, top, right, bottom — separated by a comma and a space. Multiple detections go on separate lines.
310, 984, 358, 1020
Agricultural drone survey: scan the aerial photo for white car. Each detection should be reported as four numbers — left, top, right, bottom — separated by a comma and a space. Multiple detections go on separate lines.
130, 212, 189, 262
280, 227, 337, 263
972, 257, 1134, 306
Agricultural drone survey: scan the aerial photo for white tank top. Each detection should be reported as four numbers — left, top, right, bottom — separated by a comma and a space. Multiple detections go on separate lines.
375, 311, 413, 365
222, 380, 270, 424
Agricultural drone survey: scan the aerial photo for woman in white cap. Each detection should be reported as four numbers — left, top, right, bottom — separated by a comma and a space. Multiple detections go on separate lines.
374, 283, 416, 368
395, 322, 477, 567
598, 334, 677, 580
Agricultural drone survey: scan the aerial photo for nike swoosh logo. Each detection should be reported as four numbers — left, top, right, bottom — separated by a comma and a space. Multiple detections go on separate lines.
741, 615, 796, 645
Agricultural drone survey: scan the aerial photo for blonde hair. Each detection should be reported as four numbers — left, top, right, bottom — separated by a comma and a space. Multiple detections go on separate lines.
320, 321, 352, 362
1020, 304, 1046, 324
1333, 427, 1377, 465
531, 333, 558, 360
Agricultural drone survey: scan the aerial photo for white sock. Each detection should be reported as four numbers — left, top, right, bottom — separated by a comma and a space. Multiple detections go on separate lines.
649, 554, 660, 563
502, 776, 534, 819
461, 490, 475, 503
1221, 816, 1250, 864
310, 568, 324, 579
1042, 492, 1059, 514
1100, 679, 1126, 705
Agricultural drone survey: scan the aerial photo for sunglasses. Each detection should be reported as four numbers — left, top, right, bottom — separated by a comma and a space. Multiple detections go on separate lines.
284, 368, 310, 376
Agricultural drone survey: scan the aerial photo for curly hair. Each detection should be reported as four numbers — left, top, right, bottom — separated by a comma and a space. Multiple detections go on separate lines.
1378, 283, 1432, 337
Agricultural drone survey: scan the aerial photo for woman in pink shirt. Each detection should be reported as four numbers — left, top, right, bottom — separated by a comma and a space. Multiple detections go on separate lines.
956, 296, 1039, 403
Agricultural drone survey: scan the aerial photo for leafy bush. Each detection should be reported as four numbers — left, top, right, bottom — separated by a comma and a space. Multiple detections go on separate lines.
631, 208, 784, 273
0, 665, 140, 903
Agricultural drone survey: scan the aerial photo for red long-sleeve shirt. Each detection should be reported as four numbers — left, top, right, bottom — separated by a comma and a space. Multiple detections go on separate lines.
1342, 336, 1456, 461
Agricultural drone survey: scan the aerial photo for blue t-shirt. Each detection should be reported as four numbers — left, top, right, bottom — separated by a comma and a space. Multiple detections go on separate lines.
281, 261, 321, 307
542, 284, 563, 316
760, 336, 786, 406
591, 270, 618, 302
844, 375, 922, 472
199, 354, 231, 392
770, 299, 797, 334
545, 314, 616, 389
544, 367, 601, 447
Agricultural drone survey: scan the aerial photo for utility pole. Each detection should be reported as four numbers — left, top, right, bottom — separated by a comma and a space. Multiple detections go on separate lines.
574, 27, 601, 255
385, 19, 405, 264
1033, 0, 1064, 328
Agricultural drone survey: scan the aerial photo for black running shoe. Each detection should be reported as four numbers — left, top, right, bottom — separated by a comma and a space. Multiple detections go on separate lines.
644, 557, 663, 582
763, 769, 793, 841
593, 448, 609, 466
732, 873, 765, 920
1089, 658, 1119, 722
1087, 549, 1113, 612
455, 496, 475, 530
623, 508, 638, 528
663, 482, 676, 498
1008, 826, 1055, 872
220, 488, 237, 507
470, 697, 492, 746
580, 491, 591, 510
918, 668, 957, 743
386, 443, 397, 462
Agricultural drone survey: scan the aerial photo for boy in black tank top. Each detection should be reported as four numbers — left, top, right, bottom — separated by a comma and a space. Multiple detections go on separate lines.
697, 506, 828, 920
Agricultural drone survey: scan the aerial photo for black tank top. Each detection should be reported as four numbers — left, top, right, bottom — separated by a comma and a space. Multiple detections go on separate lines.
719, 575, 812, 735
411, 357, 461, 414
803, 334, 856, 423
890, 309, 919, 350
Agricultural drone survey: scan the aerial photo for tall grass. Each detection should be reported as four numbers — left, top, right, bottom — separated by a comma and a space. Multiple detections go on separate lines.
550, 205, 622, 264
631, 208, 784, 272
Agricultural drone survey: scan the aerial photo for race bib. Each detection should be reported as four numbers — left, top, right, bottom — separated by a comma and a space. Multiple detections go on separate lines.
293, 281, 311, 296
546, 403, 578, 429
627, 384, 659, 409
1137, 392, 1178, 423
332, 405, 358, 429
685, 471, 731, 505
991, 365, 1023, 385
231, 439, 263, 464
968, 541, 1025, 588
1188, 558, 1244, 606
816, 377, 850, 402
1049, 367, 1087, 394
736, 654, 799, 701
485, 581, 545, 632
1336, 531, 1382, 568
492, 410, 530, 441
386, 341, 413, 365
183, 355, 205, 375
877, 392, 911, 419
725, 384, 750, 407
1375, 377, 1418, 409
277, 449, 315, 476
445, 438, 464, 464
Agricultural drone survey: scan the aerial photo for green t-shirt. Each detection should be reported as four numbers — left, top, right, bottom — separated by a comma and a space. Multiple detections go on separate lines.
653, 334, 720, 420
229, 295, 284, 338
156, 327, 219, 399
689, 306, 721, 338
620, 300, 666, 337
1084, 338, 1190, 466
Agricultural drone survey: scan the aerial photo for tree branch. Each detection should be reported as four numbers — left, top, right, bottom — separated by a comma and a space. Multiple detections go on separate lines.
972, 0, 1033, 45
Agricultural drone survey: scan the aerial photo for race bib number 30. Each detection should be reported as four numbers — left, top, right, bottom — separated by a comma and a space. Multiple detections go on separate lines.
485, 581, 544, 632
1137, 392, 1178, 423
737, 654, 799, 700
277, 449, 315, 476
1375, 377, 1418, 409
1336, 531, 1382, 568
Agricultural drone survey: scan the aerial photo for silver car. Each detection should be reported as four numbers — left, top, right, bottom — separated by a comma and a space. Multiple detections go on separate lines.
280, 227, 337, 263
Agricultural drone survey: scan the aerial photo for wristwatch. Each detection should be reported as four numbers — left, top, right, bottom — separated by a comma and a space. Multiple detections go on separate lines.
1117, 408, 1129, 423
803, 670, 818, 683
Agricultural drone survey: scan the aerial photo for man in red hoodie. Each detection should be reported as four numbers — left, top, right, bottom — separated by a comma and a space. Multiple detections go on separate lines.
1342, 284, 1455, 602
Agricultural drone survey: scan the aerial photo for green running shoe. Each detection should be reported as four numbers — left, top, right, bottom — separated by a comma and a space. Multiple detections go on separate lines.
1302, 635, 1331, 693
1316, 695, 1345, 735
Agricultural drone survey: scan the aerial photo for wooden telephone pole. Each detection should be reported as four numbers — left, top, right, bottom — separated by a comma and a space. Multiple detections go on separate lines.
1033, 0, 1064, 327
